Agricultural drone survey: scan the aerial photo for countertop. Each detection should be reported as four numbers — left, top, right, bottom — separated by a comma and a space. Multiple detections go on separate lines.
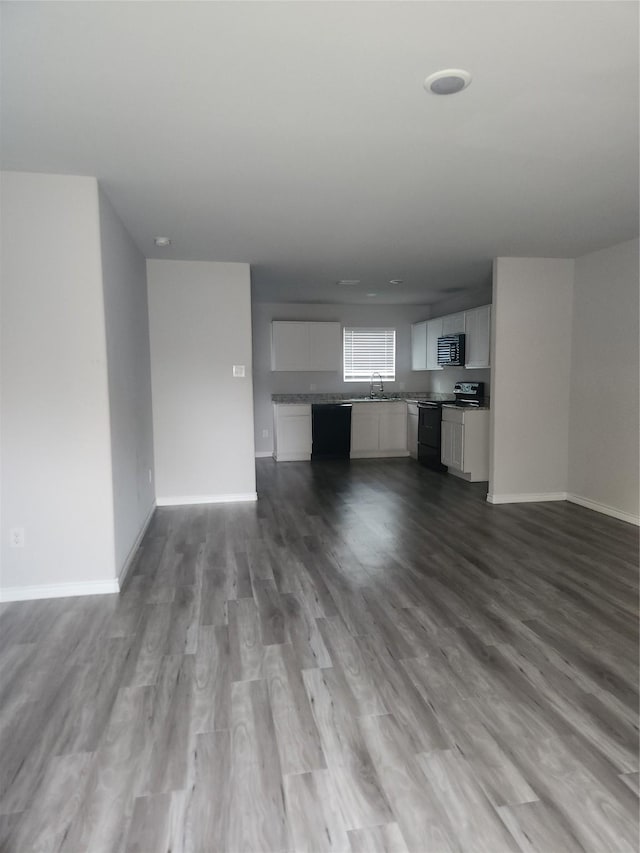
272, 392, 454, 404
271, 394, 490, 410
442, 403, 491, 411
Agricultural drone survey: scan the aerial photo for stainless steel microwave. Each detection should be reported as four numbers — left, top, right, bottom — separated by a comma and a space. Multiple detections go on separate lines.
437, 334, 466, 366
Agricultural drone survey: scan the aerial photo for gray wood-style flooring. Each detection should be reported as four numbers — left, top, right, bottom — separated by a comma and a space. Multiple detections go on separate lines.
1, 458, 638, 852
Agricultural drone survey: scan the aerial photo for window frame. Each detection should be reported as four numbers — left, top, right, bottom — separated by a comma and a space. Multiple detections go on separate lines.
342, 327, 397, 383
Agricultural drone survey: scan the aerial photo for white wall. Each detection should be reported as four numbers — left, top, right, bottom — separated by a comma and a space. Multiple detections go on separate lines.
568, 238, 639, 521
99, 188, 155, 580
489, 257, 574, 501
252, 302, 435, 454
426, 284, 492, 318
147, 260, 256, 502
0, 172, 117, 596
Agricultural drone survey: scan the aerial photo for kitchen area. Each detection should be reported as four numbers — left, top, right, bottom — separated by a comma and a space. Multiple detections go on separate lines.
256, 299, 492, 484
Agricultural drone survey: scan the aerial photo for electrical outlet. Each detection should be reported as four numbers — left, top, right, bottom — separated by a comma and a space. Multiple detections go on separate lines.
232, 364, 246, 378
10, 527, 25, 548
261, 429, 269, 438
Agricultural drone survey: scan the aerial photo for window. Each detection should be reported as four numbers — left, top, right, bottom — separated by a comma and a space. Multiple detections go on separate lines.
343, 327, 396, 382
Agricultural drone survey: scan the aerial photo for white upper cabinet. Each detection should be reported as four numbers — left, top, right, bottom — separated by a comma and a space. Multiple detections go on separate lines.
419, 305, 491, 370
271, 321, 341, 371
411, 317, 443, 371
411, 321, 428, 370
426, 317, 443, 370
464, 305, 491, 369
441, 313, 465, 335
309, 322, 341, 371
271, 322, 309, 371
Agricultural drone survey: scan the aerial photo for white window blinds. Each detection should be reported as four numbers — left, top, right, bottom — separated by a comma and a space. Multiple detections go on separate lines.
343, 328, 396, 382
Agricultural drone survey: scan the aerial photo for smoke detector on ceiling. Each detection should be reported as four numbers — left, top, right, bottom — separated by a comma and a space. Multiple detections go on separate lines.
154, 236, 172, 247
337, 279, 361, 286
423, 69, 472, 95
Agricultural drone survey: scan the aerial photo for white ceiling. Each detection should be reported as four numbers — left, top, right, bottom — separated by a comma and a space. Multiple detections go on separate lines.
2, 1, 638, 305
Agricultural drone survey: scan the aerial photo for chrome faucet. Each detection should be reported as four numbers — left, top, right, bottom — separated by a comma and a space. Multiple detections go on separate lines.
369, 372, 384, 398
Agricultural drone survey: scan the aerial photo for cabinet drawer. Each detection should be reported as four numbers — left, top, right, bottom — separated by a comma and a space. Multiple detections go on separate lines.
276, 404, 311, 417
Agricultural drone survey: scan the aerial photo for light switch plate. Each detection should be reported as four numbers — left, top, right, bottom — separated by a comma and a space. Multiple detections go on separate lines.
232, 365, 245, 378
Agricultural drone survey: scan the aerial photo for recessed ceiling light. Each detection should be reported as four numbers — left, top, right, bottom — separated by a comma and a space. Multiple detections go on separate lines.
389, 279, 403, 285
154, 236, 172, 247
366, 292, 377, 297
423, 69, 472, 96
337, 279, 360, 286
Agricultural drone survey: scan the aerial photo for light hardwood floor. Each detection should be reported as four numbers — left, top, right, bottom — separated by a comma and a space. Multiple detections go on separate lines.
1, 458, 638, 852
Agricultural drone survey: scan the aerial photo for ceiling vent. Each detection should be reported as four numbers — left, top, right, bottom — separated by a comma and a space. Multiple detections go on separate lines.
424, 69, 472, 95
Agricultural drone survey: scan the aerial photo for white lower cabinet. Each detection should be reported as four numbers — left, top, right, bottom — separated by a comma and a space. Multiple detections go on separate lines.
351, 409, 379, 452
273, 404, 312, 461
351, 402, 408, 458
441, 421, 464, 470
273, 401, 410, 462
379, 409, 408, 451
441, 406, 489, 481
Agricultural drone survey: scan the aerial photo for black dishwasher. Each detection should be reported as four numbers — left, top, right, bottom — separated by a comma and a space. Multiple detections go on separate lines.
311, 404, 352, 461
417, 401, 447, 471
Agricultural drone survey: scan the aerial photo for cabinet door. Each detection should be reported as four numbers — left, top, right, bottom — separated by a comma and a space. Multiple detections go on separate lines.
279, 415, 312, 453
441, 313, 465, 335
451, 422, 464, 470
379, 406, 407, 451
411, 321, 428, 370
441, 421, 453, 465
426, 317, 444, 370
351, 412, 379, 451
309, 322, 341, 371
407, 413, 418, 458
271, 322, 309, 371
464, 305, 491, 369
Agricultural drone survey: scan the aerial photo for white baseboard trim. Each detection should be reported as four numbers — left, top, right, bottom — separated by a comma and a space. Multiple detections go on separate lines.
255, 451, 273, 458
566, 493, 640, 526
350, 451, 411, 459
0, 578, 120, 603
118, 502, 156, 587
273, 453, 311, 462
156, 492, 258, 506
487, 491, 568, 504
